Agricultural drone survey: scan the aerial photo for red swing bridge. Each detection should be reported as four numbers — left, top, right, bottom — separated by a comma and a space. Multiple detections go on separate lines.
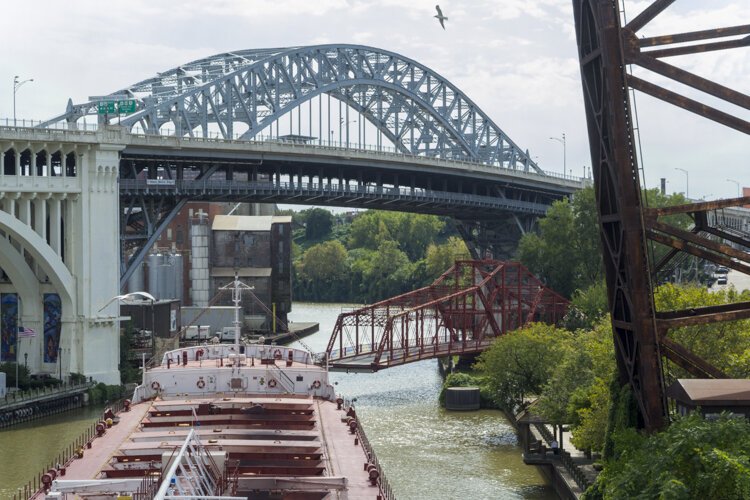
323, 260, 569, 371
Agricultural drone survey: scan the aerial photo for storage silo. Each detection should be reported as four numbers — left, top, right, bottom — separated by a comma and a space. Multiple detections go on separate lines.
173, 254, 184, 304
126, 260, 145, 295
147, 253, 162, 299
190, 215, 210, 307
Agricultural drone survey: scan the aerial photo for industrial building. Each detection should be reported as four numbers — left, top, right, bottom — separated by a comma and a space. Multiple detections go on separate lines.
124, 203, 292, 335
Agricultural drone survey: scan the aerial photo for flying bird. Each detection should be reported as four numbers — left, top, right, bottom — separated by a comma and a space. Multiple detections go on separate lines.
434, 5, 448, 30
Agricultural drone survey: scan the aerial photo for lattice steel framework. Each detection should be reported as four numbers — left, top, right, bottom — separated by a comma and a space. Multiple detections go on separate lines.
325, 260, 568, 370
573, 0, 750, 431
41, 45, 542, 173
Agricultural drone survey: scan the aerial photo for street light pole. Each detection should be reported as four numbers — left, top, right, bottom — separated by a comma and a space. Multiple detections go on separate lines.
727, 178, 740, 198
13, 75, 34, 127
675, 167, 689, 199
549, 133, 566, 176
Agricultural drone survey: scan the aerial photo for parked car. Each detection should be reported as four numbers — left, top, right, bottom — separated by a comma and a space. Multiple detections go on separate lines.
717, 277, 728, 285
716, 266, 729, 274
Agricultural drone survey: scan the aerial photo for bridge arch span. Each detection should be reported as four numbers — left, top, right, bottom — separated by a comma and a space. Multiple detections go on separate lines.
0, 236, 42, 317
0, 211, 75, 314
43, 45, 543, 174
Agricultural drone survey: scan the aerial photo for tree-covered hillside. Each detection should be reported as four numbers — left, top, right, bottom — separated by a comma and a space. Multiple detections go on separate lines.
283, 208, 469, 303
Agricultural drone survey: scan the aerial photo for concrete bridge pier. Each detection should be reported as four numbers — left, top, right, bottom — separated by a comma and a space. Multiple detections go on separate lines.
0, 127, 123, 384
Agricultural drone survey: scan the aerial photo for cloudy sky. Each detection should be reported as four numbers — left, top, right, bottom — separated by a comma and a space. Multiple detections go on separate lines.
2, 0, 748, 199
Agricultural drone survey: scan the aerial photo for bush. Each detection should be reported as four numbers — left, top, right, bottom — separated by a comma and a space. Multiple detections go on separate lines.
594, 414, 750, 499
88, 383, 126, 405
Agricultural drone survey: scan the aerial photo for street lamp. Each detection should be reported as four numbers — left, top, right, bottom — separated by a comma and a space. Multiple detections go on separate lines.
98, 291, 157, 362
727, 178, 741, 198
549, 133, 566, 176
13, 75, 34, 127
675, 167, 689, 198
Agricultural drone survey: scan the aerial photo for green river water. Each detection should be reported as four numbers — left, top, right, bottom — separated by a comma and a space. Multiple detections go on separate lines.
0, 302, 555, 500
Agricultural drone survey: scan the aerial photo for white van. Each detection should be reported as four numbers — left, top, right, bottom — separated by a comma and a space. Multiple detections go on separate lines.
184, 325, 211, 340
220, 327, 239, 342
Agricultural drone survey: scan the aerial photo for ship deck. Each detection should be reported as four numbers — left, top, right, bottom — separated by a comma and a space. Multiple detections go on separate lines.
44, 395, 380, 499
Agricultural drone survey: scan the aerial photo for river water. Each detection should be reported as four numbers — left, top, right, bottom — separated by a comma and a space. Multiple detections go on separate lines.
288, 303, 554, 500
0, 302, 554, 500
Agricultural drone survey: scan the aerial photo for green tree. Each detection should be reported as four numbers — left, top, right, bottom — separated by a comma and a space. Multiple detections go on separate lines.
563, 280, 609, 331
295, 240, 349, 301
425, 236, 470, 279
591, 414, 750, 499
655, 283, 750, 379
476, 323, 572, 411
535, 319, 616, 453
348, 211, 444, 260
303, 207, 334, 240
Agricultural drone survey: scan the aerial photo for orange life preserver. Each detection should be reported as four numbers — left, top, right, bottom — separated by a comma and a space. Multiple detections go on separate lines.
312, 380, 321, 389
273, 349, 282, 359
268, 379, 277, 388
197, 379, 206, 389
151, 381, 161, 391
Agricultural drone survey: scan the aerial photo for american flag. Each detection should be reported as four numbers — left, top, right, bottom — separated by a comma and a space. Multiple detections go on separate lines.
17, 326, 36, 338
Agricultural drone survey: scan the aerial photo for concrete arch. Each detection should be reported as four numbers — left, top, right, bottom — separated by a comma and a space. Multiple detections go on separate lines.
0, 236, 42, 317
0, 211, 74, 313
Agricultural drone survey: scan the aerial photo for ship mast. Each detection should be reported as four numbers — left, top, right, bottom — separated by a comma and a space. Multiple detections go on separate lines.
219, 271, 254, 351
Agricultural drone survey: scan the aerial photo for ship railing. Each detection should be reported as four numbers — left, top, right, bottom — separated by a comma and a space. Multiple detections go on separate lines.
15, 397, 130, 500
344, 400, 397, 500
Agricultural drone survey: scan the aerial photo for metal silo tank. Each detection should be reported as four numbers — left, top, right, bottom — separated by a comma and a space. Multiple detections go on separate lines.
126, 260, 145, 294
173, 254, 184, 304
147, 253, 162, 299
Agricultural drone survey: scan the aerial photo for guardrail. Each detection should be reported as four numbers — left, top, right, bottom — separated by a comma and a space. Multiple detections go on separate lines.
1, 382, 92, 409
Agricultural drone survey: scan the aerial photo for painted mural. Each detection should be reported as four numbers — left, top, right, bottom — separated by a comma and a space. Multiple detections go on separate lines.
44, 293, 62, 363
1, 294, 18, 362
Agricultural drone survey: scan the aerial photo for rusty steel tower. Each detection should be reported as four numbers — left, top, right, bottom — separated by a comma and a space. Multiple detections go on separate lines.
572, 0, 750, 430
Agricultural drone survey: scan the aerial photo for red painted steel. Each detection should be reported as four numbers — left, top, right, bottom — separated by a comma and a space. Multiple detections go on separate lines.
325, 260, 568, 370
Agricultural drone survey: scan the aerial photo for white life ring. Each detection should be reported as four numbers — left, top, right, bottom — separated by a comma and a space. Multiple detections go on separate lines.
312, 380, 321, 389
151, 381, 161, 391
197, 379, 206, 389
268, 379, 277, 388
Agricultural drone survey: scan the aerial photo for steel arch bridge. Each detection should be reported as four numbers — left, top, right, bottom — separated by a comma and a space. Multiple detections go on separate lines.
42, 44, 543, 174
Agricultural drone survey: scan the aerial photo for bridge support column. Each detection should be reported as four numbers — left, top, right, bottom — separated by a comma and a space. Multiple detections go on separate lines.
65, 132, 125, 385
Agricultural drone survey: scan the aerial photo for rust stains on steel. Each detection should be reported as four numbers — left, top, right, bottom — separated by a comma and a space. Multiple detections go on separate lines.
573, 0, 750, 431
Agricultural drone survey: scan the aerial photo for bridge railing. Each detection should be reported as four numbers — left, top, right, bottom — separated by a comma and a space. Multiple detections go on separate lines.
118, 178, 553, 214
0, 118, 99, 131
128, 130, 587, 184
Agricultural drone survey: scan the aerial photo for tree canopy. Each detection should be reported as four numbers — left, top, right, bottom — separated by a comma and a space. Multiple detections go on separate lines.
291, 209, 463, 303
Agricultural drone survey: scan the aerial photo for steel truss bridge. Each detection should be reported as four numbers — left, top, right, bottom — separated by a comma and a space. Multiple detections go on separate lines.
36, 44, 585, 285
574, 1, 750, 430
324, 260, 568, 371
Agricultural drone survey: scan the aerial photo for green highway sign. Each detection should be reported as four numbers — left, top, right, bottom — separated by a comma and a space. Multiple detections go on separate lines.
118, 99, 136, 113
97, 102, 117, 114
97, 99, 136, 115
